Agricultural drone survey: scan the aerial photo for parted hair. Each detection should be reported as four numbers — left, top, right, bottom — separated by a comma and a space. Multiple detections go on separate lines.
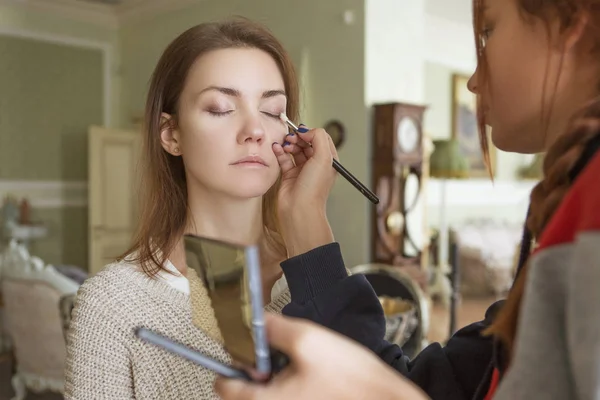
120, 17, 299, 276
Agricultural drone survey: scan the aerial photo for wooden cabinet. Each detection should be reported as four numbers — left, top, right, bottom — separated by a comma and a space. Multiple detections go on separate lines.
370, 102, 430, 287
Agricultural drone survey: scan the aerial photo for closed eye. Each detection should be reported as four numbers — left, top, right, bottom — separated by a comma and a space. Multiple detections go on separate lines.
208, 110, 234, 117
261, 111, 282, 119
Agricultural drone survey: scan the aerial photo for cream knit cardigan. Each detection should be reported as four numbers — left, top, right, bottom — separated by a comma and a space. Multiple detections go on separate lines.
64, 259, 290, 399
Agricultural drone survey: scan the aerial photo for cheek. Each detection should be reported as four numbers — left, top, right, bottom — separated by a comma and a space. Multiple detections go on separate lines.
180, 129, 216, 155
266, 121, 288, 143
487, 46, 539, 121
179, 127, 233, 172
486, 53, 549, 152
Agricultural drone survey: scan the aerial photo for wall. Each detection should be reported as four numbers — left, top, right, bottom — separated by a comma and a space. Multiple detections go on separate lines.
0, 2, 121, 126
421, 14, 536, 228
119, 0, 369, 267
0, 3, 117, 268
365, 0, 425, 105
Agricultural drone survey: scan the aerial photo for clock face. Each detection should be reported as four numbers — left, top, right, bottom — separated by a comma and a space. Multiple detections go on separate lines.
324, 120, 345, 149
396, 117, 419, 153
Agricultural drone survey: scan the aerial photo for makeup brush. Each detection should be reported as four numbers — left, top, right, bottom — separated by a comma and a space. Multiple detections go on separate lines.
279, 113, 379, 205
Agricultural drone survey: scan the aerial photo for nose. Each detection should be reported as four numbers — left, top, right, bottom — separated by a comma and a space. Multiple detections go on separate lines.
237, 113, 266, 144
467, 67, 479, 94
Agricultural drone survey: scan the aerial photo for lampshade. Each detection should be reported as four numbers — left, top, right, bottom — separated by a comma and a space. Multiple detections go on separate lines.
429, 139, 470, 179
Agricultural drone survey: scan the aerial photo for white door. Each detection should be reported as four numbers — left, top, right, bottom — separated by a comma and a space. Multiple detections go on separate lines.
88, 126, 141, 275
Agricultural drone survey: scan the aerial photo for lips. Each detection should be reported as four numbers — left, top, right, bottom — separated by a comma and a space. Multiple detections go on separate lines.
231, 155, 268, 166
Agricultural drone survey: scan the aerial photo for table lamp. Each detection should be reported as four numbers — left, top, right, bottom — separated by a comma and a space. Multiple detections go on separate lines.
429, 139, 469, 268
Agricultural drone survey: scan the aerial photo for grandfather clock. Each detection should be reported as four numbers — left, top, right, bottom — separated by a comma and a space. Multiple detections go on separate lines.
370, 102, 429, 286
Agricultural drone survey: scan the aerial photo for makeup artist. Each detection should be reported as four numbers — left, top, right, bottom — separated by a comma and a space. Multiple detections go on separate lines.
220, 0, 600, 387
263, 124, 495, 400
218, 111, 600, 400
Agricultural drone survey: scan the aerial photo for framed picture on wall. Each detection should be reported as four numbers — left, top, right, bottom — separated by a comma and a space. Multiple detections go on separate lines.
451, 73, 496, 177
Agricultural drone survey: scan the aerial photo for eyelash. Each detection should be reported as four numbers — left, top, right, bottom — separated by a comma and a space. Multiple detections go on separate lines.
208, 110, 233, 117
262, 112, 281, 119
480, 25, 494, 47
207, 110, 282, 119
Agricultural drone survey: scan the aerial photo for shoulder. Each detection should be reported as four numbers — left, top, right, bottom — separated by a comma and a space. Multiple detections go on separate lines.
530, 149, 600, 304
74, 260, 147, 316
536, 150, 600, 250
569, 149, 600, 232
80, 259, 142, 292
67, 262, 141, 351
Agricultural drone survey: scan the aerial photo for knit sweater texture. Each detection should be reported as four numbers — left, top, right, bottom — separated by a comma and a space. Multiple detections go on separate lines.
64, 259, 290, 399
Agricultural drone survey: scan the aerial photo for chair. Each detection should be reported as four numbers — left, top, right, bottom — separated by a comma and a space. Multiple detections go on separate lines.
1, 243, 79, 400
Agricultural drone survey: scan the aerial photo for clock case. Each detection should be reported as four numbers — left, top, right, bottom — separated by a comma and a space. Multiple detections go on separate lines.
370, 102, 428, 285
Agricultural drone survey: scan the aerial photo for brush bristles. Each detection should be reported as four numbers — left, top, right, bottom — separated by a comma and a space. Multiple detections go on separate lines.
279, 112, 299, 131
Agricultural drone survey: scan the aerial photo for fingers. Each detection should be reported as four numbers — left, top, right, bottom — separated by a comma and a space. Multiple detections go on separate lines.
327, 134, 339, 162
285, 124, 310, 149
299, 128, 333, 167
282, 130, 312, 166
283, 131, 310, 149
272, 143, 295, 175
292, 150, 309, 166
264, 313, 315, 357
276, 124, 336, 169
214, 377, 260, 400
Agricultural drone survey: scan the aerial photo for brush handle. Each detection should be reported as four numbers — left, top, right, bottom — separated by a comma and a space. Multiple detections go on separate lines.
332, 159, 379, 204
282, 116, 379, 205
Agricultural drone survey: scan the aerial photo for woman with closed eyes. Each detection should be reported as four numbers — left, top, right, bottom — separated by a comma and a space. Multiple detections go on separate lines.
63, 17, 318, 400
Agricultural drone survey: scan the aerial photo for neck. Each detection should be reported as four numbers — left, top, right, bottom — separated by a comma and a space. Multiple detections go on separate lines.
544, 65, 600, 150
168, 181, 284, 303
185, 190, 263, 246
544, 102, 580, 150
169, 183, 265, 273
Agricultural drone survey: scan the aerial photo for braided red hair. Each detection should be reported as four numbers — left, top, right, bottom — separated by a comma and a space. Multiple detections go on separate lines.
487, 98, 600, 353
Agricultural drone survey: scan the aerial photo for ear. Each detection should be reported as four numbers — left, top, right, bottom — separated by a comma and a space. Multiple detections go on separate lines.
160, 113, 182, 156
562, 12, 590, 53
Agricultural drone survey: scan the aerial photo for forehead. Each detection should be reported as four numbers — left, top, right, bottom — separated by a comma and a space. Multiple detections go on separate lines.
481, 0, 513, 14
184, 48, 285, 95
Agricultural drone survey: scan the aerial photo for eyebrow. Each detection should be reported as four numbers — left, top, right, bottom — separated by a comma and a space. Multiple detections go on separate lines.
197, 86, 286, 99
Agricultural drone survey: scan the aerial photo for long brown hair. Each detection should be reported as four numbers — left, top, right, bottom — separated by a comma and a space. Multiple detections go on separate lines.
473, 0, 600, 358
120, 17, 299, 276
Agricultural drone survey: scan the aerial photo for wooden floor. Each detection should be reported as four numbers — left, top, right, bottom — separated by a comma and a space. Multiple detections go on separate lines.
428, 295, 496, 344
0, 296, 495, 399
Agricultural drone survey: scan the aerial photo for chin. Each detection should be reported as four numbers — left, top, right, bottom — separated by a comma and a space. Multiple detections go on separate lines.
227, 181, 276, 200
491, 127, 544, 154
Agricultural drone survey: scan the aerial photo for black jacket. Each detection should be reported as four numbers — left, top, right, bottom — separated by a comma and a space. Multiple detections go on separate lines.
281, 243, 499, 400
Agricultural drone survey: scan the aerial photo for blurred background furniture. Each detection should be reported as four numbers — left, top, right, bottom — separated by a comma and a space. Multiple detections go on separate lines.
452, 219, 522, 299
1, 240, 79, 400
351, 263, 430, 359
